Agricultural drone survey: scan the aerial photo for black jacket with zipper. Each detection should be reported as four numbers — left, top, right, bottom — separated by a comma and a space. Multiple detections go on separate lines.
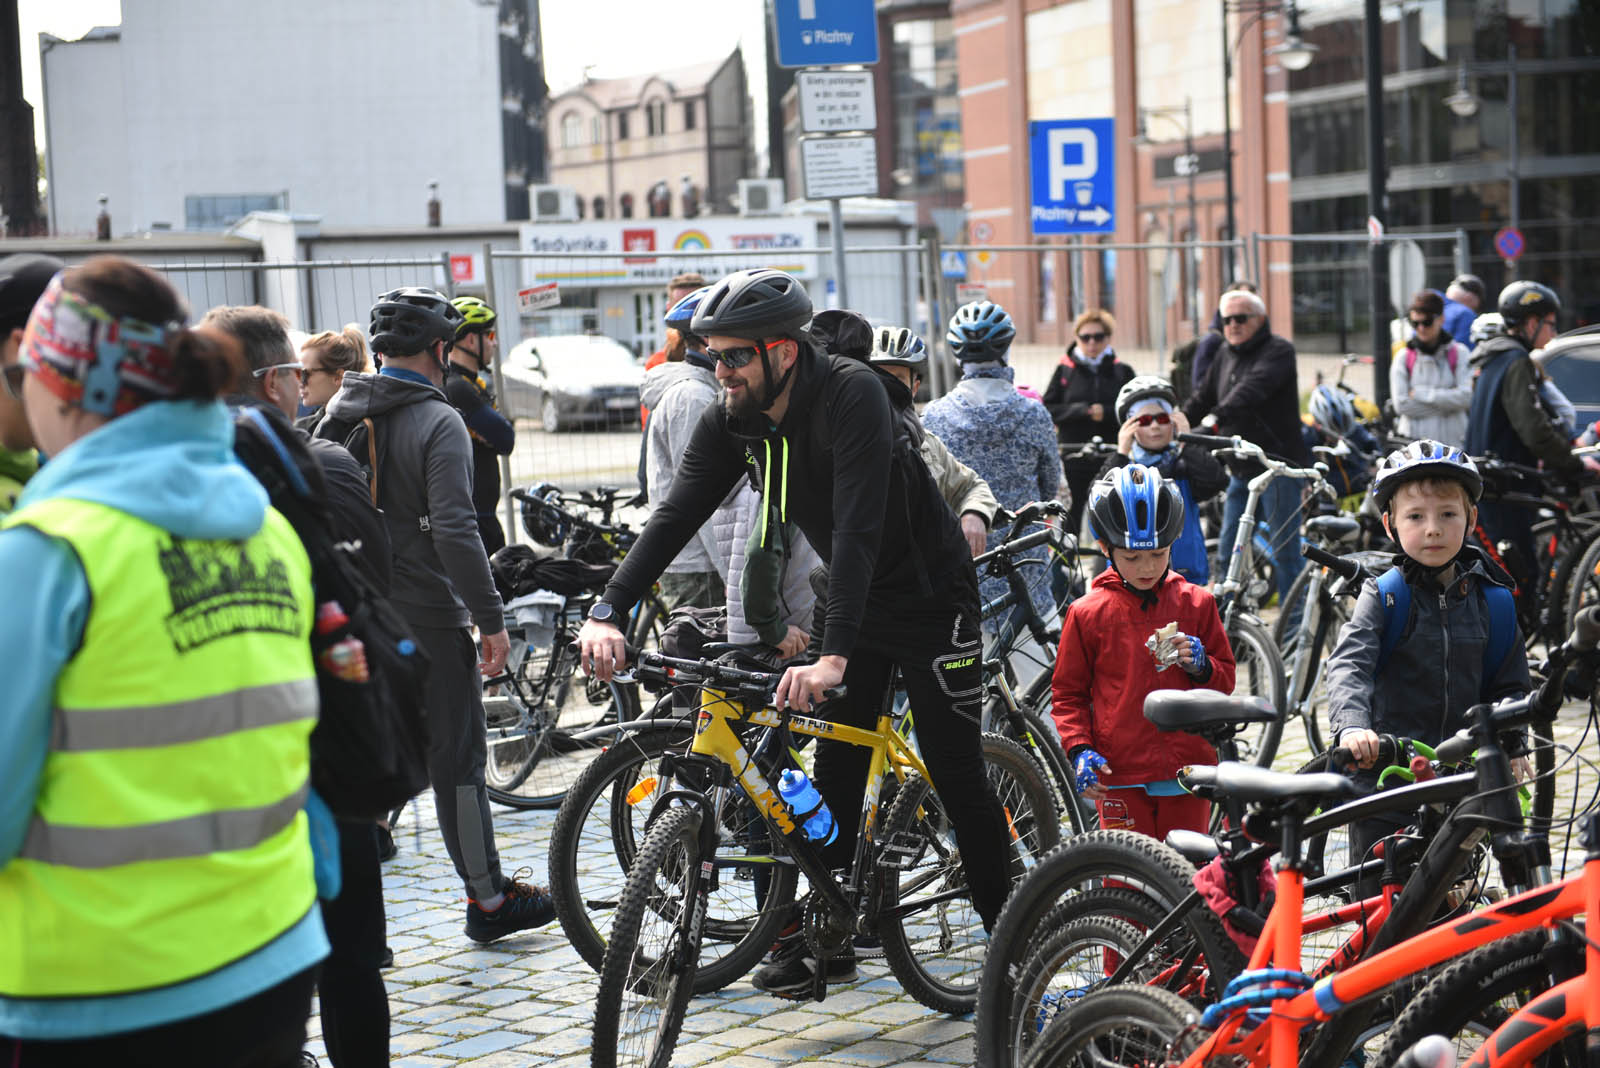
1041, 350, 1135, 470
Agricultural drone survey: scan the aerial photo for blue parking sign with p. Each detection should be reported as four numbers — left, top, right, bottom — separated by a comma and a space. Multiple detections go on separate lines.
1029, 119, 1116, 235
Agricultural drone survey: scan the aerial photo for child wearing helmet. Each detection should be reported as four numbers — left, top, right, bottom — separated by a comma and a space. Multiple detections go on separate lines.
1051, 464, 1237, 839
1324, 440, 1531, 874
1302, 383, 1381, 500
1098, 375, 1226, 584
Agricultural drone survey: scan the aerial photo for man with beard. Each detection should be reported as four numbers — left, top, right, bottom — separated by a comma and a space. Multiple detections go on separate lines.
576, 268, 1013, 997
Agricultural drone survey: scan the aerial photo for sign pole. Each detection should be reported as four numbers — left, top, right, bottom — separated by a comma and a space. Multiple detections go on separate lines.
482, 241, 519, 546
829, 196, 849, 309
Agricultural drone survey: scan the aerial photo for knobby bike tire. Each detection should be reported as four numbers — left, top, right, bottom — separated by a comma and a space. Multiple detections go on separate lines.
549, 723, 693, 975
975, 831, 1245, 1068
1013, 914, 1159, 1051
1021, 985, 1203, 1068
1225, 613, 1289, 767
877, 735, 1061, 1015
591, 806, 703, 1068
1564, 524, 1600, 639
1370, 928, 1583, 1068
995, 676, 1091, 836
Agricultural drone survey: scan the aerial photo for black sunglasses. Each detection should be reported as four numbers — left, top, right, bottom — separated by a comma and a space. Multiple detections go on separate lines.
1409, 314, 1437, 328
707, 338, 788, 370
2, 364, 22, 401
1077, 331, 1109, 344
1221, 313, 1255, 327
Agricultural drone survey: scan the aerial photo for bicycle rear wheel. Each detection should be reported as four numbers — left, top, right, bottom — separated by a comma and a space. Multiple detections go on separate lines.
592, 805, 703, 1068
1023, 985, 1203, 1068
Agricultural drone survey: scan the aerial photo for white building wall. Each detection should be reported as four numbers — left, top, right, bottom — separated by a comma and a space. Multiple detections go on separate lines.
44, 0, 508, 236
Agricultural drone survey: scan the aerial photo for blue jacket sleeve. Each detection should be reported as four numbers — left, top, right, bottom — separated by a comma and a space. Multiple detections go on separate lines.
0, 526, 90, 865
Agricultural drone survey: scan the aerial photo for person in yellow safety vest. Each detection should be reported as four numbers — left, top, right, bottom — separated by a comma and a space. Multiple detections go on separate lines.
0, 256, 328, 1065
0, 254, 62, 518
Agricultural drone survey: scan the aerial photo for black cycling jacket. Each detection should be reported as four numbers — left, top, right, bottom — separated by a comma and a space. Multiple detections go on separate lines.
599, 341, 971, 658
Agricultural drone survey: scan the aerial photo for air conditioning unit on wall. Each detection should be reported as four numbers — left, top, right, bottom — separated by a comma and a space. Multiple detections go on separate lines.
737, 179, 785, 217
530, 185, 579, 222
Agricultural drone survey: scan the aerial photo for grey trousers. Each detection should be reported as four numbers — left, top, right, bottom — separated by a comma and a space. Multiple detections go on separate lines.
411, 624, 504, 901
658, 569, 726, 611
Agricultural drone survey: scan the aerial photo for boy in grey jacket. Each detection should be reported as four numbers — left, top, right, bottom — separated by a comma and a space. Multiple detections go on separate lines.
319, 286, 555, 943
1324, 440, 1530, 874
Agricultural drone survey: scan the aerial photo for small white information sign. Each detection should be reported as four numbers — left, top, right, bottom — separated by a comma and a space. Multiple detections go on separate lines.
518, 282, 560, 312
800, 135, 879, 200
797, 70, 876, 133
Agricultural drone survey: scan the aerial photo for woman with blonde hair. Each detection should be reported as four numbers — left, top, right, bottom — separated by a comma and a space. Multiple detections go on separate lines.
1042, 307, 1134, 537
298, 324, 369, 427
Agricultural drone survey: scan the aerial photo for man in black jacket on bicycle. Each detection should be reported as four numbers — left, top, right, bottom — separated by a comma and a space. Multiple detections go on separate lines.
577, 268, 1012, 997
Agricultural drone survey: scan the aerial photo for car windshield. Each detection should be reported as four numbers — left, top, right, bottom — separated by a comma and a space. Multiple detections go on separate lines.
1545, 347, 1600, 406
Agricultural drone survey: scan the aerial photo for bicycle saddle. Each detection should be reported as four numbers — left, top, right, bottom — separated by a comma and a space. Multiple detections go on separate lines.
1165, 828, 1222, 867
1182, 761, 1356, 807
1304, 514, 1360, 545
1144, 690, 1277, 733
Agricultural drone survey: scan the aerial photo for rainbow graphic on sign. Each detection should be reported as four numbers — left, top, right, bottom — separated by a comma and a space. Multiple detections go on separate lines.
674, 230, 712, 250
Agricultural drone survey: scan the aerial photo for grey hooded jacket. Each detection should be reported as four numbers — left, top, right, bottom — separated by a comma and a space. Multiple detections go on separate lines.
640, 356, 737, 575
1325, 548, 1529, 748
320, 369, 503, 634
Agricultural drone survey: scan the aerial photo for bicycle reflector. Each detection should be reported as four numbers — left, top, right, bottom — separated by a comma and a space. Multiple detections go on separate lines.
627, 777, 658, 806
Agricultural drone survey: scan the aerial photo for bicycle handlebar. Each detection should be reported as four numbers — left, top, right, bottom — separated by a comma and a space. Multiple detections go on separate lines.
1328, 733, 1400, 773
1302, 544, 1368, 583
973, 526, 1055, 567
1177, 431, 1237, 451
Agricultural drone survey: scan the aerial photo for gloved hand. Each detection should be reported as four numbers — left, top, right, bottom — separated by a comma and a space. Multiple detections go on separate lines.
1180, 634, 1210, 678
1073, 748, 1111, 800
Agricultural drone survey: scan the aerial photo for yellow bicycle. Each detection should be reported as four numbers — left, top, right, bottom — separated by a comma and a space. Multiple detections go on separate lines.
591, 649, 1061, 1068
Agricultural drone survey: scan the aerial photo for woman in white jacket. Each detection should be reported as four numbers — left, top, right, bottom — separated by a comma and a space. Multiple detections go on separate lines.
1391, 289, 1472, 448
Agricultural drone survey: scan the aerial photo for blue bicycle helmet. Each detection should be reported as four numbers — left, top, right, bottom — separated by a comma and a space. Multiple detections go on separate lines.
1369, 439, 1482, 513
946, 300, 1016, 363
1087, 464, 1186, 551
1309, 384, 1359, 437
664, 284, 713, 344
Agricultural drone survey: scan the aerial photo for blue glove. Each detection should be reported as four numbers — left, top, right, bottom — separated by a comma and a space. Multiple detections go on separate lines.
1073, 748, 1111, 793
1183, 634, 1210, 677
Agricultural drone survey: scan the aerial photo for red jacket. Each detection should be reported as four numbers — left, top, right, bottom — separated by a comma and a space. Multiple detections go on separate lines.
1052, 568, 1236, 785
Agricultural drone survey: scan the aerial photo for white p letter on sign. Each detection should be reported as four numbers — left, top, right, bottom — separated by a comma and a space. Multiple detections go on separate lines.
1047, 128, 1097, 202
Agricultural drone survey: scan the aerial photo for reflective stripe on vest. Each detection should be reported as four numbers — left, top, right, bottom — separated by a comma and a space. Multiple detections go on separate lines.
0, 497, 319, 998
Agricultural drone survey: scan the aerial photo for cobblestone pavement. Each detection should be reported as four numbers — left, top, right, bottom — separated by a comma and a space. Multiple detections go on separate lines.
304, 687, 1600, 1067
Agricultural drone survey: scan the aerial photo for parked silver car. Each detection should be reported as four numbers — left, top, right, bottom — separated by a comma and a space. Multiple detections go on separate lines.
502, 334, 645, 433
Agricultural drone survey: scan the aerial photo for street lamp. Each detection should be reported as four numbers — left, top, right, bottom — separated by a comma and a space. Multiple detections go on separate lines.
1137, 97, 1201, 339
1221, 0, 1315, 285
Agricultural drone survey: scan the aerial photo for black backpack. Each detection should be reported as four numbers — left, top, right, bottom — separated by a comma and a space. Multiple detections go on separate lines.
233, 406, 432, 821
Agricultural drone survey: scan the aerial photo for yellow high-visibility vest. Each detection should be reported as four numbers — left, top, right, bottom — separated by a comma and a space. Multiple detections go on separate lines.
0, 497, 319, 997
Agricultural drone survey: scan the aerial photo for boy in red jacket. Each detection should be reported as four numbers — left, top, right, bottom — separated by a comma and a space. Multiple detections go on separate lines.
1052, 464, 1236, 838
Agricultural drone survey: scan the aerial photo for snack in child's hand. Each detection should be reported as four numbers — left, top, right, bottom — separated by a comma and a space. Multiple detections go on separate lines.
1145, 623, 1185, 671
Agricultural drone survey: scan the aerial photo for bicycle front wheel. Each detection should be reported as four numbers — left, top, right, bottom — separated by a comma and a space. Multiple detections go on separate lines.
1225, 613, 1288, 766
1023, 985, 1203, 1068
486, 664, 638, 811
592, 805, 703, 1068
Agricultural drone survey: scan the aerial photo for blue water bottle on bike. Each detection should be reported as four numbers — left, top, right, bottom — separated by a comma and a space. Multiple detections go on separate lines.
777, 768, 838, 845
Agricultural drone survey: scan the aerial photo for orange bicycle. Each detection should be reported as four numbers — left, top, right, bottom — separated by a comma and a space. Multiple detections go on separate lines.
1021, 610, 1600, 1068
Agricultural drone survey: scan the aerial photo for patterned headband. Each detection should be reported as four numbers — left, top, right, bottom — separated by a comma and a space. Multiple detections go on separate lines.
19, 273, 184, 417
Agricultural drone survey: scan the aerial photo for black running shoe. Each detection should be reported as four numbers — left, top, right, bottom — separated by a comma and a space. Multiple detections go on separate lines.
750, 939, 857, 999
464, 874, 556, 943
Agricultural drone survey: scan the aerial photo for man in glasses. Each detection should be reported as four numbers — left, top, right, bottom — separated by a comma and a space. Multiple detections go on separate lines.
578, 268, 1015, 995
202, 304, 304, 420
444, 296, 515, 556
1392, 289, 1472, 448
0, 254, 62, 516
1467, 280, 1585, 566
1184, 289, 1311, 603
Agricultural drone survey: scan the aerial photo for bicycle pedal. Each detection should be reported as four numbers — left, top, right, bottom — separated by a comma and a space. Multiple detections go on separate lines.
876, 831, 927, 872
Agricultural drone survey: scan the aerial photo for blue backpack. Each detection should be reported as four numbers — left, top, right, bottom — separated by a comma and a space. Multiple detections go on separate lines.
1375, 566, 1516, 696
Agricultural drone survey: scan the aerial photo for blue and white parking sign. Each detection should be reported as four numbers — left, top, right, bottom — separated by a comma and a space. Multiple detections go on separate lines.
1029, 119, 1116, 235
773, 0, 880, 68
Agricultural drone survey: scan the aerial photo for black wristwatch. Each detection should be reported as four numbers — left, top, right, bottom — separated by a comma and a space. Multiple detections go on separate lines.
587, 602, 619, 625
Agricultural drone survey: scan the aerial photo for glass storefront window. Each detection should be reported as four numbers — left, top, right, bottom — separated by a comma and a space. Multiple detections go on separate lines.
891, 18, 963, 198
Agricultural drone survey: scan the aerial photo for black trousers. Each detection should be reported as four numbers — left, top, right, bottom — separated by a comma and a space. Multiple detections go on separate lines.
812, 570, 1013, 929
1, 965, 317, 1068
317, 822, 390, 1067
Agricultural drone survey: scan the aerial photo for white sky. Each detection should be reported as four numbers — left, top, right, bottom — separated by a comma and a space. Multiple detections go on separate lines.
18, 1, 771, 162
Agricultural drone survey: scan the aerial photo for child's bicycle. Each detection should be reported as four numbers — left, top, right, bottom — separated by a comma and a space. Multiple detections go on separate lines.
589, 649, 1061, 1068
1019, 606, 1600, 1068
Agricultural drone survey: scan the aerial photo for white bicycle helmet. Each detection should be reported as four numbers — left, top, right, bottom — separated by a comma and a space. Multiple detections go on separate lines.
1309, 384, 1359, 438
1369, 440, 1482, 513
1115, 375, 1178, 423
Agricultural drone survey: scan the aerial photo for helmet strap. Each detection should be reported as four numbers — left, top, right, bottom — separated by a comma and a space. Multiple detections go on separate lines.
756, 338, 797, 409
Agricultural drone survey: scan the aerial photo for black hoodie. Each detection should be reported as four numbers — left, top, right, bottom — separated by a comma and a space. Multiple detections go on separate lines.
599, 338, 971, 658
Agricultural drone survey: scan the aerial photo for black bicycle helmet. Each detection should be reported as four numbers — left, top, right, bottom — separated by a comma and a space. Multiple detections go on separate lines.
518, 482, 572, 547
1497, 280, 1561, 326
370, 286, 462, 357
1086, 464, 1186, 551
1369, 439, 1482, 514
689, 268, 813, 340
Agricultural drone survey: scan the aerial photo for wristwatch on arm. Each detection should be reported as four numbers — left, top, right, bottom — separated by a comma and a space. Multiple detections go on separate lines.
587, 602, 620, 627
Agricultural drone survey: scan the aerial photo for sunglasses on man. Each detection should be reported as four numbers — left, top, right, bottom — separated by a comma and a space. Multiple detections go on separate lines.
1077, 331, 1108, 344
1132, 411, 1172, 428
252, 361, 301, 379
1221, 313, 1255, 327
1409, 314, 1437, 328
705, 338, 790, 370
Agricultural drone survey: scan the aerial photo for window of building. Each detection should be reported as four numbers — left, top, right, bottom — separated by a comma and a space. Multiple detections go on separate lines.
646, 99, 667, 137
890, 18, 963, 200
184, 192, 287, 232
591, 116, 603, 144
617, 111, 630, 140
593, 196, 606, 219
561, 112, 584, 148
684, 100, 697, 131
620, 192, 634, 218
